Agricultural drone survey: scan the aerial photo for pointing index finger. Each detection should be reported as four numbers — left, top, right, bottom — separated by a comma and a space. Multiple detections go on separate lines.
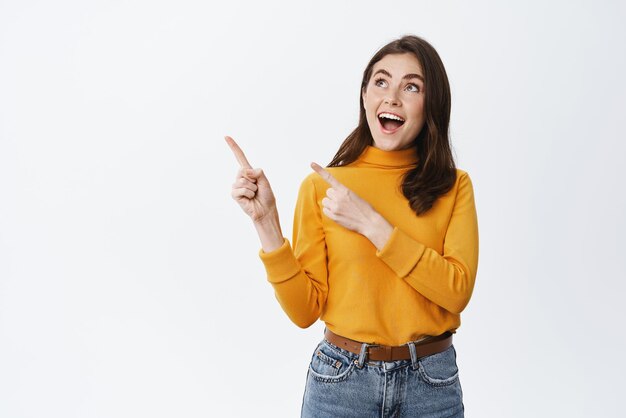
224, 135, 253, 169
310, 162, 345, 189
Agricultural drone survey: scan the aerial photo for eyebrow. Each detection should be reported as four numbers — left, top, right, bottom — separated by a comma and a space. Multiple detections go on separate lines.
373, 68, 424, 82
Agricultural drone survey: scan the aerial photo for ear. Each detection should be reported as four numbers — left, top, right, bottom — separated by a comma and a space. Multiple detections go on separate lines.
361, 88, 367, 108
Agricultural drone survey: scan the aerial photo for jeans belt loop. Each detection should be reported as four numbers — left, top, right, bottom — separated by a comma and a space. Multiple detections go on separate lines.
357, 343, 369, 368
407, 341, 419, 370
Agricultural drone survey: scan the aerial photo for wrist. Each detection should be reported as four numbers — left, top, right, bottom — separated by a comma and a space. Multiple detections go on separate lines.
253, 210, 285, 253
364, 212, 394, 251
253, 209, 280, 228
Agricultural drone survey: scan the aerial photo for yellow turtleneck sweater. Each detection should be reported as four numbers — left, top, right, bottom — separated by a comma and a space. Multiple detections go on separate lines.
258, 145, 479, 346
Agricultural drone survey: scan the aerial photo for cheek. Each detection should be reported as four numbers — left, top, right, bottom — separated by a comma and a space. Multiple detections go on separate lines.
407, 102, 426, 123
366, 112, 379, 131
364, 88, 384, 104
365, 103, 378, 122
364, 92, 384, 117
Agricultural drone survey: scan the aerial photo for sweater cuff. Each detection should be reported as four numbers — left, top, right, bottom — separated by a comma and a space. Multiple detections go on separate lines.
258, 238, 301, 283
375, 227, 426, 278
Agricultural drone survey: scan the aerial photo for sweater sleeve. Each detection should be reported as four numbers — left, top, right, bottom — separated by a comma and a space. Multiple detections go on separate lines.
375, 171, 479, 314
258, 175, 329, 328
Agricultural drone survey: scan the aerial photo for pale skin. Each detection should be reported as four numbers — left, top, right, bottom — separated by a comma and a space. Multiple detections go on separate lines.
227, 52, 426, 253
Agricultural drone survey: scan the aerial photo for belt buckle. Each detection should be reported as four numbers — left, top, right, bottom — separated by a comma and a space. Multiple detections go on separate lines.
365, 343, 379, 361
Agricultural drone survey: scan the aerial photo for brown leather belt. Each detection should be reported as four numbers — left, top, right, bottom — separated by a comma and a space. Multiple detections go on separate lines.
324, 328, 453, 362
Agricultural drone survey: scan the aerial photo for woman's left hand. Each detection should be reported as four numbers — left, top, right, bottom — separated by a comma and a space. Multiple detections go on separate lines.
311, 162, 393, 250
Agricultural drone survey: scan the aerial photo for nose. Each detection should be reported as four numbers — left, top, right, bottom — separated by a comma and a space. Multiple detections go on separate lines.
384, 92, 400, 106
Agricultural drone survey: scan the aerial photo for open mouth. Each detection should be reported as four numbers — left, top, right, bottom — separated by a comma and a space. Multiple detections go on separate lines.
377, 112, 405, 134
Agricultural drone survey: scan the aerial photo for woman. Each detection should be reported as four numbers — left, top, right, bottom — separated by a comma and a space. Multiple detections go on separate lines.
226, 35, 478, 418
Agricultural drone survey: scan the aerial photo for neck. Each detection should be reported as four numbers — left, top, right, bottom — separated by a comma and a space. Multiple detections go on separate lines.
355, 144, 419, 169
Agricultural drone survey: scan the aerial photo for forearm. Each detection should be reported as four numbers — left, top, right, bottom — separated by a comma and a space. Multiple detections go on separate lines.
375, 226, 478, 314
402, 245, 476, 314
258, 238, 328, 328
254, 210, 285, 253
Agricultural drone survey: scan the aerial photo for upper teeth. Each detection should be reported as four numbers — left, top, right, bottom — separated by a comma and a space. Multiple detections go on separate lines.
379, 113, 405, 122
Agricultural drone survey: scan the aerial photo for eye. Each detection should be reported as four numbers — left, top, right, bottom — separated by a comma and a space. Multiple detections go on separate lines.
374, 77, 387, 87
406, 83, 421, 93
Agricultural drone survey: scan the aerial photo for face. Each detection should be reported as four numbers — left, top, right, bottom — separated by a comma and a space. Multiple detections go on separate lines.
362, 53, 426, 151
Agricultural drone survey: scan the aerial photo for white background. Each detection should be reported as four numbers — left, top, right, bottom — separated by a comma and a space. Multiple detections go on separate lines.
1, 1, 625, 417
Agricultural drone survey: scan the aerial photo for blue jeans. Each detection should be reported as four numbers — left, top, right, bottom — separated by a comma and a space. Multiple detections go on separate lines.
301, 334, 464, 418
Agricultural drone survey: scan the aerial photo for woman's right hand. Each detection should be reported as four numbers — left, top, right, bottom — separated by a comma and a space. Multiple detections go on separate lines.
225, 135, 277, 223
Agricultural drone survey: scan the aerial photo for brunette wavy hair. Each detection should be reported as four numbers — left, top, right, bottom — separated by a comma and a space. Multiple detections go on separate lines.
328, 35, 456, 216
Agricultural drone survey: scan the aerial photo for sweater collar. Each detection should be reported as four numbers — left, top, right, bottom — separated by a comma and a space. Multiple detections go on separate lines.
356, 145, 419, 168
